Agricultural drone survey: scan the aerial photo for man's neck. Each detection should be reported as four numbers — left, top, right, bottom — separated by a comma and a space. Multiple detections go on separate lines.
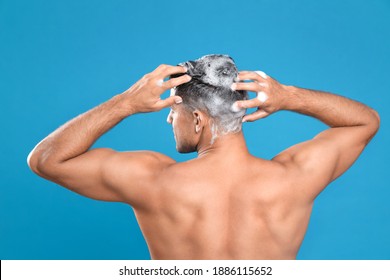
197, 131, 249, 158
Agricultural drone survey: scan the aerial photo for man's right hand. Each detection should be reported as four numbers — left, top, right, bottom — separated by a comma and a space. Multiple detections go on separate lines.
121, 64, 191, 114
232, 70, 289, 122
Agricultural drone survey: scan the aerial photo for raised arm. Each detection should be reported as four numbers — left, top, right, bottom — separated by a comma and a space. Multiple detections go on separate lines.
233, 71, 380, 202
27, 64, 191, 206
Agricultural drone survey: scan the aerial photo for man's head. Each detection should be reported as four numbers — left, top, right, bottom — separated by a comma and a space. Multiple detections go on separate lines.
167, 54, 248, 153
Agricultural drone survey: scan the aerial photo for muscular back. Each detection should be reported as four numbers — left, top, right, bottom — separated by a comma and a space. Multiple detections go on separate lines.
131, 154, 312, 260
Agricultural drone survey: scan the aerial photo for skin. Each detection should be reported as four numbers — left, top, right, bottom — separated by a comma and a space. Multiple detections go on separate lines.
27, 64, 380, 259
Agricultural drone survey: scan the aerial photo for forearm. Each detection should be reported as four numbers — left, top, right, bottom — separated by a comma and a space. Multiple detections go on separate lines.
282, 86, 380, 130
27, 64, 188, 174
28, 93, 131, 169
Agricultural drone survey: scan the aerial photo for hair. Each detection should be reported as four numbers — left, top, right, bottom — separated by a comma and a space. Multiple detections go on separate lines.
173, 77, 248, 135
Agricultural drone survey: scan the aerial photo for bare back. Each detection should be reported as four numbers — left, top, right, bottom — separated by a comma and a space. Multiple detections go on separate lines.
132, 154, 312, 260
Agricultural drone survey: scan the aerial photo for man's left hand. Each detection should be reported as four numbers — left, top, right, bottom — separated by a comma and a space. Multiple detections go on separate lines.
232, 70, 289, 122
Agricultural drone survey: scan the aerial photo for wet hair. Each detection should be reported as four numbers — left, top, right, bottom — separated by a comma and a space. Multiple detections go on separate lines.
171, 54, 248, 135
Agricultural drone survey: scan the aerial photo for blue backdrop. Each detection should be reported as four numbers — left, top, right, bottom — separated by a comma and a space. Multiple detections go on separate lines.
1, 0, 389, 260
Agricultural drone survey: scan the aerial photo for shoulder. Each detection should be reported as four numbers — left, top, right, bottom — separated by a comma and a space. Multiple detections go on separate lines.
94, 149, 174, 178
247, 155, 292, 186
103, 150, 176, 179
100, 150, 176, 205
271, 139, 328, 171
270, 139, 338, 203
107, 150, 175, 165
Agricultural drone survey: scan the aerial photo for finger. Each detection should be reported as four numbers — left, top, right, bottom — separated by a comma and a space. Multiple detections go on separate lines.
161, 65, 188, 77
153, 64, 187, 76
238, 70, 259, 77
254, 70, 268, 79
231, 82, 265, 92
234, 97, 262, 109
238, 71, 266, 82
154, 96, 183, 110
238, 70, 267, 77
162, 74, 191, 89
238, 71, 267, 82
242, 109, 269, 122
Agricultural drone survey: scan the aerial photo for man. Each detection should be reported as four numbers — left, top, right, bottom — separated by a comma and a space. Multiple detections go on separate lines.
27, 55, 380, 259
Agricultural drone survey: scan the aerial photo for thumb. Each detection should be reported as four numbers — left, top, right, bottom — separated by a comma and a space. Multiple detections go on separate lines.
155, 96, 182, 110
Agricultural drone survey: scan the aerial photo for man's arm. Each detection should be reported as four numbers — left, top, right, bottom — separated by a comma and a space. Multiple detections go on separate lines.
233, 71, 380, 202
27, 64, 191, 205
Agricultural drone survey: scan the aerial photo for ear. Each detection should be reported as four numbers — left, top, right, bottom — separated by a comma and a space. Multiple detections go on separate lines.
192, 110, 205, 133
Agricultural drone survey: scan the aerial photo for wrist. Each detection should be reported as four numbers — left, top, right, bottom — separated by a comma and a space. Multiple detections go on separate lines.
280, 85, 302, 111
112, 92, 138, 116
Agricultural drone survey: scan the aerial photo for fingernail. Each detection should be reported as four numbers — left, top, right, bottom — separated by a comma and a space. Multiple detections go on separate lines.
182, 66, 188, 72
242, 118, 247, 123
186, 75, 192, 81
175, 97, 183, 104
231, 83, 237, 91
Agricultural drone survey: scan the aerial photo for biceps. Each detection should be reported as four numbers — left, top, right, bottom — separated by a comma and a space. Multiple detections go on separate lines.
47, 148, 124, 202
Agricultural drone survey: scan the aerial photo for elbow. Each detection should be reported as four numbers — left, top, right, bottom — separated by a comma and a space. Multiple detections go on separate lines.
27, 139, 44, 174
365, 109, 380, 142
27, 145, 55, 177
370, 109, 380, 133
27, 149, 44, 175
27, 148, 37, 172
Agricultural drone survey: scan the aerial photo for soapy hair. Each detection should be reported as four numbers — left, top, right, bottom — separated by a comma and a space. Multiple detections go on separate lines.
172, 76, 248, 135
172, 54, 248, 135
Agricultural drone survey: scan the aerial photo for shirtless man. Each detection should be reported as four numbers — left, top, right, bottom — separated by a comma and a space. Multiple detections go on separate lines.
27, 55, 380, 259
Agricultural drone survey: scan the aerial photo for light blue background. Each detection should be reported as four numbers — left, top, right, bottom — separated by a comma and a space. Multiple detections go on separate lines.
1, 0, 389, 259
